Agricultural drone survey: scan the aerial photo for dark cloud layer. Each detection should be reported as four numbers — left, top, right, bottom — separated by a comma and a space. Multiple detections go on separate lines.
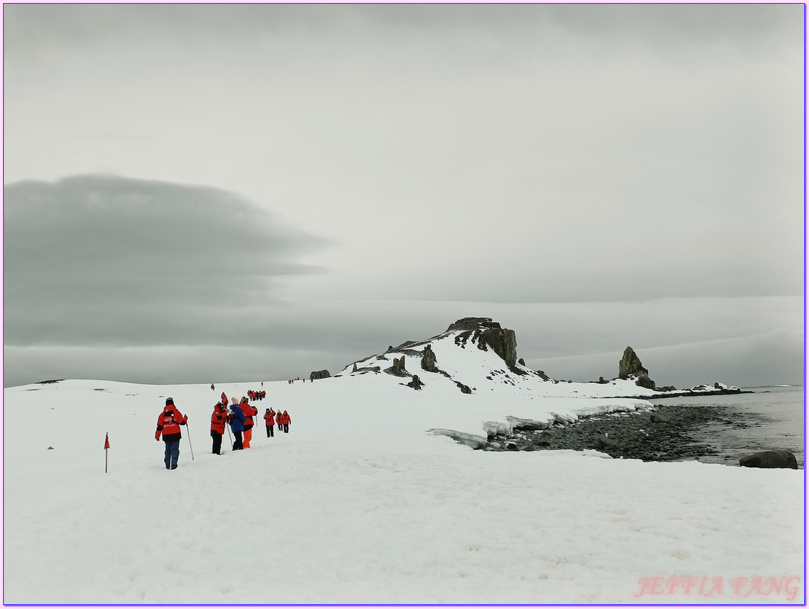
5, 4, 800, 56
4, 175, 329, 348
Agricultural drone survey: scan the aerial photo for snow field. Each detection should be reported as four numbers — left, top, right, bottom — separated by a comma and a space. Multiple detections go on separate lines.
3, 376, 804, 604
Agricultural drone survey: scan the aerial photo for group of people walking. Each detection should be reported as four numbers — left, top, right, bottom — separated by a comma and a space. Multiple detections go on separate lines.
212, 392, 291, 453
265, 408, 291, 436
154, 393, 292, 470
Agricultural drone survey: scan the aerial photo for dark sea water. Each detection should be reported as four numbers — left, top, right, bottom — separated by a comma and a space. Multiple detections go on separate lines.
650, 385, 805, 469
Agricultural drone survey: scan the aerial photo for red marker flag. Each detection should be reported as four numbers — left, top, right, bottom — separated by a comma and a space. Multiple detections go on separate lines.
104, 432, 110, 473
104, 433, 110, 450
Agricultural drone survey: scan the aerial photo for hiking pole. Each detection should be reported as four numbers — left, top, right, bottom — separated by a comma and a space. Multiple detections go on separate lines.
186, 420, 195, 461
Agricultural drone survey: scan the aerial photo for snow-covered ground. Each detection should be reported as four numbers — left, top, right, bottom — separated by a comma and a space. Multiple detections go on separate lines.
3, 366, 803, 605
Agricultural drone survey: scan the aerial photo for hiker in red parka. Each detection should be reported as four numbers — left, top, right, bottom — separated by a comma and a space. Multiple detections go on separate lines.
241, 396, 258, 448
263, 408, 275, 438
280, 410, 290, 433
210, 397, 228, 455
155, 397, 188, 470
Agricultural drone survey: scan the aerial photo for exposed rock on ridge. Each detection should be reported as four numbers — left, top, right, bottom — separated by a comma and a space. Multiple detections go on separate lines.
619, 346, 655, 390
448, 317, 519, 370
421, 345, 438, 372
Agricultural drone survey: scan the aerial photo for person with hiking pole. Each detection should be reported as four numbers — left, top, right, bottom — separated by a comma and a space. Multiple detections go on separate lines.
211, 397, 228, 455
155, 397, 188, 470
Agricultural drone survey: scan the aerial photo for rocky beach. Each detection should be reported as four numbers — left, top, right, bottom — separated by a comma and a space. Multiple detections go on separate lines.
483, 402, 762, 464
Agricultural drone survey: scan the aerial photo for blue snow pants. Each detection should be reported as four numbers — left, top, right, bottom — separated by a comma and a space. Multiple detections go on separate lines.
163, 439, 180, 469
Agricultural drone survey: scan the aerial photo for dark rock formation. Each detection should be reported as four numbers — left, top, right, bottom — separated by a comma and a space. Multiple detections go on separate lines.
447, 317, 518, 369
619, 346, 647, 378
455, 381, 472, 394
536, 370, 550, 381
619, 346, 655, 390
518, 358, 526, 366
352, 363, 358, 373
309, 370, 331, 380
446, 317, 501, 332
739, 451, 798, 470
479, 326, 517, 367
421, 345, 438, 372
391, 356, 407, 376
406, 375, 424, 390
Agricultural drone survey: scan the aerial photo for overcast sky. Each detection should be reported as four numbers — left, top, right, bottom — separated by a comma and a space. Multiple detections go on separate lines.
3, 4, 804, 389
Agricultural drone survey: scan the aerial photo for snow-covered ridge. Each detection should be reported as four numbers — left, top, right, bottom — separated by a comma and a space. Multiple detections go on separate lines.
336, 316, 739, 400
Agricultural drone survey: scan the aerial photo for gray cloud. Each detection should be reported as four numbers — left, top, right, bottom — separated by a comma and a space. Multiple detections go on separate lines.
4, 175, 330, 348
3, 5, 802, 389
4, 4, 800, 56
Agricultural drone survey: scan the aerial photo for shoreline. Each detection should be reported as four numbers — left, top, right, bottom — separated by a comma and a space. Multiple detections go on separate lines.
589, 388, 752, 401
482, 402, 783, 467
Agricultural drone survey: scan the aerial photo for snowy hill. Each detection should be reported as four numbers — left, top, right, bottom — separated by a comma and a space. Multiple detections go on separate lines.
338, 316, 739, 401
2, 319, 802, 604
340, 316, 655, 394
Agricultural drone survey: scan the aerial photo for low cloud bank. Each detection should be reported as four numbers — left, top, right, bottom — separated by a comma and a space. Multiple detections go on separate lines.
4, 174, 330, 349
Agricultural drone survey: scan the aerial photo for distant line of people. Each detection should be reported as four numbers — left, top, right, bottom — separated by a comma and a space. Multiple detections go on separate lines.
155, 393, 292, 469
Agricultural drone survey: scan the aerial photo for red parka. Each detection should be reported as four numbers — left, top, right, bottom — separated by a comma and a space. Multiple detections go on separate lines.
155, 404, 187, 441
241, 400, 258, 429
211, 403, 227, 434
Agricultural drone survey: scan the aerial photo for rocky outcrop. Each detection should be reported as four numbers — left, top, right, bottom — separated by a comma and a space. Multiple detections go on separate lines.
619, 346, 647, 378
421, 345, 437, 372
391, 356, 407, 377
406, 375, 424, 390
619, 346, 655, 390
447, 317, 519, 369
739, 451, 798, 469
455, 381, 472, 394
309, 370, 331, 380
479, 326, 517, 367
446, 317, 501, 332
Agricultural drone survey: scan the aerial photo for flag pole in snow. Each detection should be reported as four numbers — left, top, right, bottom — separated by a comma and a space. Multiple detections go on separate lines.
104, 432, 110, 473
